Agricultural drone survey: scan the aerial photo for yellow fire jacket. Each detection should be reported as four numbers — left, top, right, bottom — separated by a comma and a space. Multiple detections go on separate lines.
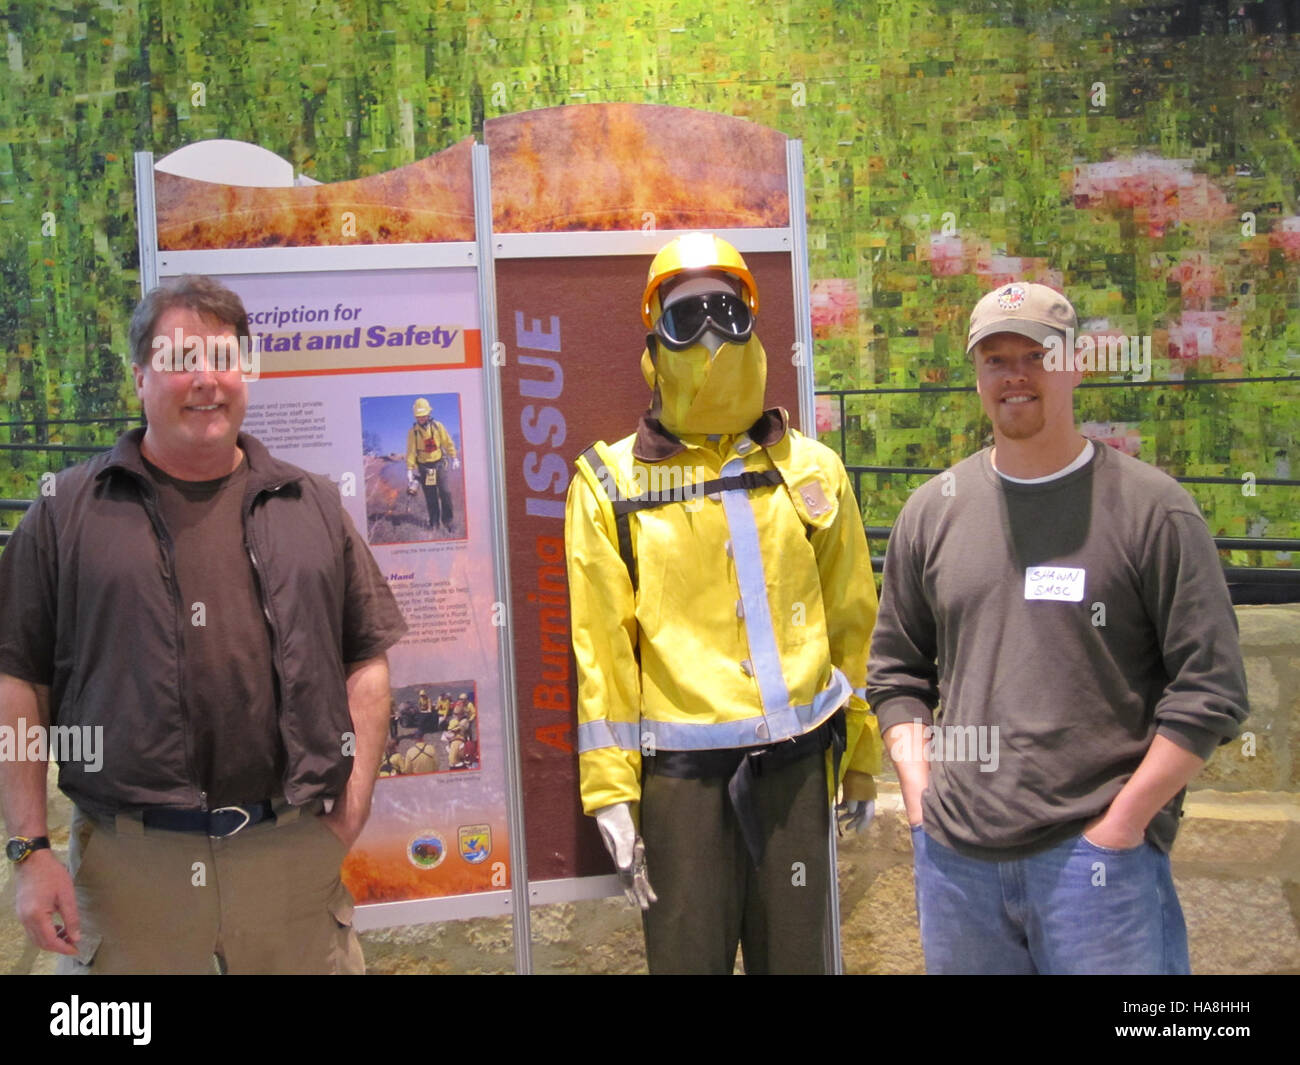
565, 408, 882, 815
406, 420, 457, 470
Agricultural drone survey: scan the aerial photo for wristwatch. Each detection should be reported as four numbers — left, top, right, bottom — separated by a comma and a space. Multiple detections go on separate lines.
5, 836, 51, 864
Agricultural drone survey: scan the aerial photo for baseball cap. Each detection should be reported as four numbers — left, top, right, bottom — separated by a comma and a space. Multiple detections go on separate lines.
966, 282, 1077, 354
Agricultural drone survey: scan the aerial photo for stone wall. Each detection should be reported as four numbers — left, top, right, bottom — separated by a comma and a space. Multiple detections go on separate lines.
4, 605, 1297, 974
1199, 607, 1297, 792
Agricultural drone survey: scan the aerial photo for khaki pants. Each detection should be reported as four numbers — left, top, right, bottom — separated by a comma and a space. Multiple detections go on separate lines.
59, 805, 364, 975
640, 748, 831, 974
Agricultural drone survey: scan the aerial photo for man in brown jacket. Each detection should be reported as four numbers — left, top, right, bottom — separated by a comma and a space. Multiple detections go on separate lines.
0, 275, 407, 974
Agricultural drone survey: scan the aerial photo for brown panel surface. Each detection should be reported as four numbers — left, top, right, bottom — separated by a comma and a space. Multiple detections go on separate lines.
498, 251, 798, 881
486, 104, 790, 233
155, 138, 476, 249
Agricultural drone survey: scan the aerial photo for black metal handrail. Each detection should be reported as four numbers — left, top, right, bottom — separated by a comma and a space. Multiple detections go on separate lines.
844, 464, 1300, 489
2, 422, 1296, 602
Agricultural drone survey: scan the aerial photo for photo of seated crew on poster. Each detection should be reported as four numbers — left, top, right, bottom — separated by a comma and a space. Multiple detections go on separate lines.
360, 392, 467, 545
381, 681, 480, 777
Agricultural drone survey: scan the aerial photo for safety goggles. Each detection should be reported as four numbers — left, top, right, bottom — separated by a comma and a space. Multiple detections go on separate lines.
654, 291, 754, 350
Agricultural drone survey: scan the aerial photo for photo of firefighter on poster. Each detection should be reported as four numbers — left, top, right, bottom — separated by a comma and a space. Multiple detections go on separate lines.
360, 392, 467, 545
381, 680, 481, 777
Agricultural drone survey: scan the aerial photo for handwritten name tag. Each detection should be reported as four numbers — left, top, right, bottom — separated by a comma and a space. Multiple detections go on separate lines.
1024, 566, 1085, 602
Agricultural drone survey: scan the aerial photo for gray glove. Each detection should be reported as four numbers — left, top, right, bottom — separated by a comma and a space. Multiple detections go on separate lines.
594, 802, 657, 910
837, 798, 876, 835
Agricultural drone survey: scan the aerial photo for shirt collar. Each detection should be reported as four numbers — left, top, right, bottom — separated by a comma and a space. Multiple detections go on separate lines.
101, 427, 303, 495
632, 406, 790, 462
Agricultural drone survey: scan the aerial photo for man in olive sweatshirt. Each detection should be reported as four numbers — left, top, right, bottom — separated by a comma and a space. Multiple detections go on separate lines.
867, 282, 1249, 974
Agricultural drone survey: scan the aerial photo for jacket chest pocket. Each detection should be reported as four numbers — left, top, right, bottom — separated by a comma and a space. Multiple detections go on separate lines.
631, 502, 733, 637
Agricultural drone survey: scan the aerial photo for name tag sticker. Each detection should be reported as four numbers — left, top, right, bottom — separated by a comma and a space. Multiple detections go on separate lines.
1024, 566, 1085, 602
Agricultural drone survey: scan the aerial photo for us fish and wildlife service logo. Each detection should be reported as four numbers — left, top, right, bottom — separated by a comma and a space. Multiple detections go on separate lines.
407, 831, 446, 869
996, 284, 1027, 310
458, 824, 491, 865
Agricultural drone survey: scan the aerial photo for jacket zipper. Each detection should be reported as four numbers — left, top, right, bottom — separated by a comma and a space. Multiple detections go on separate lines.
139, 483, 206, 811
244, 485, 290, 799
107, 449, 301, 813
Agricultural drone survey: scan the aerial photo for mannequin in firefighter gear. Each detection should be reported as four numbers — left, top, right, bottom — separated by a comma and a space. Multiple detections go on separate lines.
406, 397, 459, 531
565, 233, 882, 974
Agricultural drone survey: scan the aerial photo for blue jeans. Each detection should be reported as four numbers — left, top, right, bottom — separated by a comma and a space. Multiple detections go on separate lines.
911, 824, 1190, 975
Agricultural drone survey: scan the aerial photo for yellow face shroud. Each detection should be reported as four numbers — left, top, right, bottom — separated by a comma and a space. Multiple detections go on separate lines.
640, 333, 767, 436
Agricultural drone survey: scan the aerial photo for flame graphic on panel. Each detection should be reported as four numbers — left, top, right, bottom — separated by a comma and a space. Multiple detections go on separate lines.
155, 138, 477, 249
487, 104, 790, 232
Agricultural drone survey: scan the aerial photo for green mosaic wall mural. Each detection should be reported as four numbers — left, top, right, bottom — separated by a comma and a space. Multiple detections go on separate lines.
2, 1, 1297, 562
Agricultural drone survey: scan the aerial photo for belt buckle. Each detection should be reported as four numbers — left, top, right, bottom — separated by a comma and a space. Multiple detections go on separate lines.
209, 805, 253, 839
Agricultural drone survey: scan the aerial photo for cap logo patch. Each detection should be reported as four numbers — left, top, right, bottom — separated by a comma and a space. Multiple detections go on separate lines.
996, 284, 1027, 310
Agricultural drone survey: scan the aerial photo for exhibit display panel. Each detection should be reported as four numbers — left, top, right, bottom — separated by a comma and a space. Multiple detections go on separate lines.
135, 103, 830, 967
138, 141, 529, 945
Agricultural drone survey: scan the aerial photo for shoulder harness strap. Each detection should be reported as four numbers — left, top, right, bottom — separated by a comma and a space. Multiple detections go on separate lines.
578, 443, 787, 590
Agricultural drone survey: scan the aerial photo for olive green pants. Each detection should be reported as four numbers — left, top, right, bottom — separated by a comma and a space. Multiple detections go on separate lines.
640, 748, 831, 974
59, 804, 363, 975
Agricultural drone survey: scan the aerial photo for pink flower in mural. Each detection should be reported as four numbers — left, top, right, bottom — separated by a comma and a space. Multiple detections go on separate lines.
815, 394, 841, 435
1166, 252, 1224, 309
1167, 310, 1243, 373
977, 255, 1062, 290
928, 233, 966, 276
982, 255, 1028, 288
1072, 155, 1233, 238
810, 278, 858, 339
1080, 325, 1145, 374
1268, 216, 1300, 262
1081, 421, 1142, 458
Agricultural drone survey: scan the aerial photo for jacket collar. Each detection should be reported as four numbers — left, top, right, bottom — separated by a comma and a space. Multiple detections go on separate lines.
99, 427, 304, 496
632, 406, 790, 462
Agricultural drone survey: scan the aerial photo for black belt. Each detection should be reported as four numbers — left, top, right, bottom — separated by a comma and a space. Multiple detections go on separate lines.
140, 800, 276, 838
644, 712, 846, 866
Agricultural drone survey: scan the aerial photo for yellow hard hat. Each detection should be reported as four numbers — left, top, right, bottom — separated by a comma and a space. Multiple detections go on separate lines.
641, 233, 758, 328
413, 397, 432, 417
